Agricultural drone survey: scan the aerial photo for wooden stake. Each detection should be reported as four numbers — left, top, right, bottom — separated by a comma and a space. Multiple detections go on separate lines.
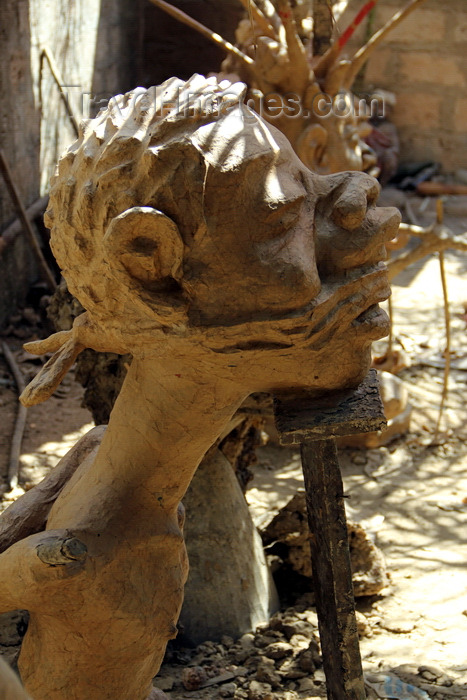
274, 370, 386, 700
301, 438, 366, 700
434, 199, 451, 439
313, 0, 333, 56
386, 293, 393, 358
1, 342, 27, 490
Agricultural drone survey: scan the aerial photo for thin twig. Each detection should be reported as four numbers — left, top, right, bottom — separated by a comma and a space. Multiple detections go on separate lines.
0, 195, 49, 255
386, 293, 393, 357
237, 0, 275, 36
435, 250, 451, 436
338, 0, 378, 50
1, 343, 27, 490
255, 0, 282, 34
399, 223, 467, 242
40, 47, 80, 137
0, 151, 56, 291
434, 200, 451, 439
147, 0, 254, 68
386, 224, 467, 281
314, 0, 381, 78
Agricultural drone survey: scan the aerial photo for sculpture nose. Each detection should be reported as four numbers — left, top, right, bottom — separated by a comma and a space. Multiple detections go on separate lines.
331, 173, 380, 231
315, 172, 401, 277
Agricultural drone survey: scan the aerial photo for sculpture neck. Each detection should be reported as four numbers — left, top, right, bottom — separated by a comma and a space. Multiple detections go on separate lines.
91, 355, 249, 510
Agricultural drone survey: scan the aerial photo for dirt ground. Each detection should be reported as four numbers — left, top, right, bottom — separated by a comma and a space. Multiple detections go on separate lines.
0, 195, 466, 699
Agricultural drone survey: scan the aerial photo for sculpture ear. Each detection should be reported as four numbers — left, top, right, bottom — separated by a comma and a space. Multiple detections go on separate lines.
296, 124, 328, 173
103, 207, 184, 285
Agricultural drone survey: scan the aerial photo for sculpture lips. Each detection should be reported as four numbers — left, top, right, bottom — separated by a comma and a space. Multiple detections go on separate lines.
352, 259, 387, 277
354, 303, 387, 325
352, 300, 390, 338
349, 264, 391, 337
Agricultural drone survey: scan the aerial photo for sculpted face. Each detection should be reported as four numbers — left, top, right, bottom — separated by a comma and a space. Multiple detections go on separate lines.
174, 105, 399, 393
185, 110, 397, 335
26, 76, 400, 407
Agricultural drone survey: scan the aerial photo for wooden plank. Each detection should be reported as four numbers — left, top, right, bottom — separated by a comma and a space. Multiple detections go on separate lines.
274, 368, 386, 445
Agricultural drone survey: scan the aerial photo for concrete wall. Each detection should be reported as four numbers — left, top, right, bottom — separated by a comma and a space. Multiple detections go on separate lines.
337, 0, 467, 172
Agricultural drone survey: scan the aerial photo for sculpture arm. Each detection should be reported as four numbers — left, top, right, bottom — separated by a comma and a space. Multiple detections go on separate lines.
0, 427, 105, 555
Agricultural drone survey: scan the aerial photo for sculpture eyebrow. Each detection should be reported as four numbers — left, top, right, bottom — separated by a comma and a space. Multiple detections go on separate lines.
265, 193, 306, 222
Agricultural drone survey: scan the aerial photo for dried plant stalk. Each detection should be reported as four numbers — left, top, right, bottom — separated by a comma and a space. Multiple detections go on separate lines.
434, 200, 451, 439
1, 342, 27, 490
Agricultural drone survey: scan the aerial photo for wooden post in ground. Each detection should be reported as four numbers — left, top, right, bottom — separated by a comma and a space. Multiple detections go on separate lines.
313, 0, 333, 56
274, 369, 386, 700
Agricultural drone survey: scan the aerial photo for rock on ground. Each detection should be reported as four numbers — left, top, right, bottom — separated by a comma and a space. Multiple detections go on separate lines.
262, 492, 388, 597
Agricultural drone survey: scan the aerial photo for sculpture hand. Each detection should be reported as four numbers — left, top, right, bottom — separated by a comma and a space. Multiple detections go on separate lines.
0, 529, 86, 614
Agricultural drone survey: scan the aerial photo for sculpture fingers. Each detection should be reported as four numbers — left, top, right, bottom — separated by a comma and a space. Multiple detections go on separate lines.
20, 311, 111, 407
23, 330, 72, 356
19, 337, 84, 407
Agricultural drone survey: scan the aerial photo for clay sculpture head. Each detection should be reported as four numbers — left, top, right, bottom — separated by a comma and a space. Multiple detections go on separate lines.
22, 74, 400, 405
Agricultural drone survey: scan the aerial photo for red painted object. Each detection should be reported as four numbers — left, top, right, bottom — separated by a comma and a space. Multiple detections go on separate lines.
338, 0, 377, 49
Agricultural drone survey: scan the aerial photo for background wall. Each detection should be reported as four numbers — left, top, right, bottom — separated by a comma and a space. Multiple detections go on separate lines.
337, 0, 467, 172
0, 0, 135, 325
137, 0, 243, 86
